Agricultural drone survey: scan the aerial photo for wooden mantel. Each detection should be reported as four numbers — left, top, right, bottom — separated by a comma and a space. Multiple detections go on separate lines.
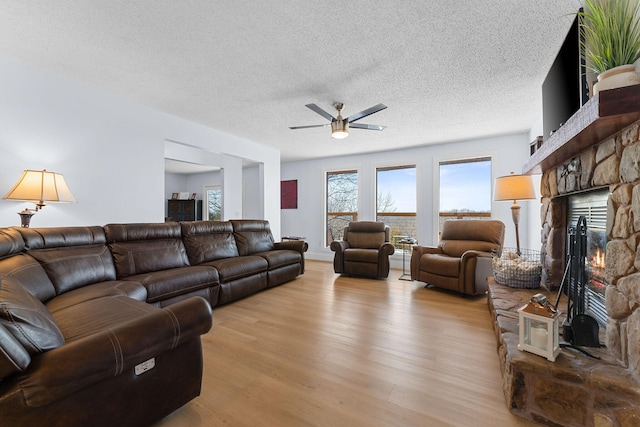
523, 84, 640, 175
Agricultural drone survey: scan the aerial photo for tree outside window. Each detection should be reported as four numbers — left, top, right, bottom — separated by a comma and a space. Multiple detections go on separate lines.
326, 170, 358, 244
205, 185, 222, 220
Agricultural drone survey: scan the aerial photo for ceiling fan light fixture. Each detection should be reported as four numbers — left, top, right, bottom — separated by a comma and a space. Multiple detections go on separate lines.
331, 120, 349, 139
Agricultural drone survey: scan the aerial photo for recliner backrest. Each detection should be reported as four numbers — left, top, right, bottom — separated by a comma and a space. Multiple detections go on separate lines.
438, 220, 504, 257
344, 221, 388, 249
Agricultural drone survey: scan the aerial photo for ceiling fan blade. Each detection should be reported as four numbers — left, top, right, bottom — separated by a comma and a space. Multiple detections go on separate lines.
347, 103, 387, 123
289, 124, 329, 130
305, 104, 335, 121
349, 123, 386, 131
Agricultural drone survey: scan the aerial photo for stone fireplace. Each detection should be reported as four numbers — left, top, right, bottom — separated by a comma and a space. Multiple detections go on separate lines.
488, 85, 640, 427
539, 118, 640, 373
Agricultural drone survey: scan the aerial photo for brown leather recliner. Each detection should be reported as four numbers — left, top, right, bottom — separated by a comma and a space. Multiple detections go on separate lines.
410, 220, 505, 295
330, 221, 395, 279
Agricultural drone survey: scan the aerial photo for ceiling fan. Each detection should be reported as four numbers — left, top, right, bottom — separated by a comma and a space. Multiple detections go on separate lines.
289, 102, 387, 139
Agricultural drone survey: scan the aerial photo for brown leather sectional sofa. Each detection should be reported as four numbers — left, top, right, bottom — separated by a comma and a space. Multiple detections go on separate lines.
0, 219, 307, 427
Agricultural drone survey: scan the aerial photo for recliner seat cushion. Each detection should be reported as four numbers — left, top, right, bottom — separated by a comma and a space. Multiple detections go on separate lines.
343, 248, 380, 263
0, 276, 64, 355
421, 253, 460, 277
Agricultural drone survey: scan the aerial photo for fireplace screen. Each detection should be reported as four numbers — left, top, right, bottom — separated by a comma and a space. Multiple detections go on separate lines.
566, 189, 608, 326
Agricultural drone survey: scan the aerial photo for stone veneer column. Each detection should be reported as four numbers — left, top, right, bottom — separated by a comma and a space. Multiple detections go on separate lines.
539, 120, 640, 372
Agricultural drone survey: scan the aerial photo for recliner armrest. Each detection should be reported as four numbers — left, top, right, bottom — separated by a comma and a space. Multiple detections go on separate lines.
19, 296, 213, 408
410, 245, 442, 279
329, 240, 349, 253
379, 242, 395, 256
460, 250, 493, 295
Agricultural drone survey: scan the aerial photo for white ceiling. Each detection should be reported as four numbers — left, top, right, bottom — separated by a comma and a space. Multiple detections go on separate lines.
0, 1, 580, 164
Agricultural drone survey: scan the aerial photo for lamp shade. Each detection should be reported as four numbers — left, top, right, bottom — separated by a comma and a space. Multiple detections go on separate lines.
494, 173, 536, 201
3, 170, 76, 206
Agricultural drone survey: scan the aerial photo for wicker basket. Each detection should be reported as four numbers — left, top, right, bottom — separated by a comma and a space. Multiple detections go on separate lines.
492, 248, 542, 289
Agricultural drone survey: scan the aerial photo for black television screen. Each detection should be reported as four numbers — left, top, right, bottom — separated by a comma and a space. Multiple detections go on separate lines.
542, 14, 590, 141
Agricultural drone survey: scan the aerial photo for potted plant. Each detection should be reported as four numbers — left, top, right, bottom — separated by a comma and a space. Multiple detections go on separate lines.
577, 0, 640, 93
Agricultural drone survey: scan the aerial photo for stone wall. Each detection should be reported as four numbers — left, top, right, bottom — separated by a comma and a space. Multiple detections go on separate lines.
539, 119, 640, 375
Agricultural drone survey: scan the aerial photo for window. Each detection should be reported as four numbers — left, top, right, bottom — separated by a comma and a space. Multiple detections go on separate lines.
204, 185, 222, 220
439, 157, 492, 235
376, 165, 416, 246
326, 170, 358, 244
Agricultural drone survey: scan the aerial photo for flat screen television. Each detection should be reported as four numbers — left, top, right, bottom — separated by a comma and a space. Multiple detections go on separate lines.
542, 13, 590, 141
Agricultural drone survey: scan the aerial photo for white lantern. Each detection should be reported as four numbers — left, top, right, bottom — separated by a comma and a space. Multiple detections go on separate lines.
517, 294, 561, 362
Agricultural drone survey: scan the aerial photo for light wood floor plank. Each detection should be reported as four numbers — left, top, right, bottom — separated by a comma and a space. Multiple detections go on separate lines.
155, 260, 537, 427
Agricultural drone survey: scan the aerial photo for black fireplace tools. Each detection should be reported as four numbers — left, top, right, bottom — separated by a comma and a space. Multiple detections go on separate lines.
555, 216, 601, 358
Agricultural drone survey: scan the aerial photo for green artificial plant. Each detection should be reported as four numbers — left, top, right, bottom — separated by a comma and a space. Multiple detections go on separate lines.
577, 0, 640, 74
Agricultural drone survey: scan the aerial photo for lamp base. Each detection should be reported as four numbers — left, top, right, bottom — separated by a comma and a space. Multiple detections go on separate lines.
18, 209, 35, 228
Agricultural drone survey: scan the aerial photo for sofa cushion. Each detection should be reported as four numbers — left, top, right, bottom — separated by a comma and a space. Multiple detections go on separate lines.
123, 266, 219, 305
105, 223, 190, 278
0, 228, 58, 303
0, 253, 56, 303
46, 280, 147, 314
51, 295, 158, 342
181, 221, 239, 264
0, 275, 64, 355
28, 245, 117, 295
230, 220, 275, 256
205, 255, 268, 283
254, 250, 302, 270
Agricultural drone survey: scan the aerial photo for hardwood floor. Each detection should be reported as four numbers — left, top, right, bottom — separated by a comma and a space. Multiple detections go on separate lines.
155, 260, 537, 427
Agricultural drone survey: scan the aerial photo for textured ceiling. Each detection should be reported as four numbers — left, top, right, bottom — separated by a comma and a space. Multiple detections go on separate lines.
0, 1, 580, 164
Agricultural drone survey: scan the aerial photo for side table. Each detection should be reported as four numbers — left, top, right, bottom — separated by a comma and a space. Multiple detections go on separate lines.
397, 237, 417, 281
281, 236, 306, 241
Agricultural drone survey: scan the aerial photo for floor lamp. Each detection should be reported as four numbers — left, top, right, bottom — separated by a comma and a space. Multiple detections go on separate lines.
494, 172, 536, 255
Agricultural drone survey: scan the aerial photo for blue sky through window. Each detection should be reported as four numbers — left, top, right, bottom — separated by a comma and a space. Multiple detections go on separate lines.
377, 167, 416, 212
440, 160, 491, 212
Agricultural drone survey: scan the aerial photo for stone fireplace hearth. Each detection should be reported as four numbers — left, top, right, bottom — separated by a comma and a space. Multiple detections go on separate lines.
489, 85, 640, 427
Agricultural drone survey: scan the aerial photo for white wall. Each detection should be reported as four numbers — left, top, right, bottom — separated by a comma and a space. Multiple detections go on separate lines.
281, 133, 542, 265
0, 58, 281, 236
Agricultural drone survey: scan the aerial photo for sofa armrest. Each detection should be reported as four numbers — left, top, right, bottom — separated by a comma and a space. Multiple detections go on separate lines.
274, 240, 308, 253
0, 323, 31, 379
410, 245, 441, 279
19, 296, 213, 407
274, 240, 308, 273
